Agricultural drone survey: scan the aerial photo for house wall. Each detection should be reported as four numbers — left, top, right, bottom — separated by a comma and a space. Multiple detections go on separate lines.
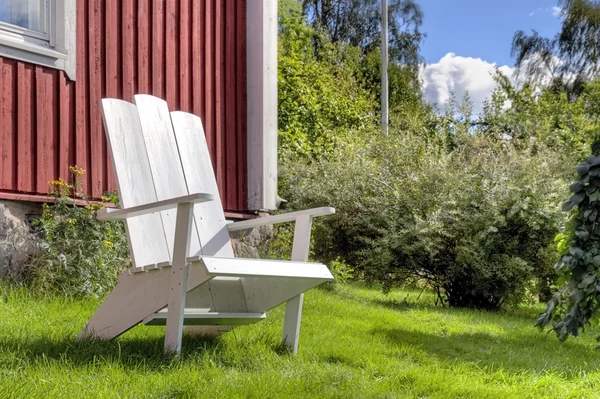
0, 0, 248, 212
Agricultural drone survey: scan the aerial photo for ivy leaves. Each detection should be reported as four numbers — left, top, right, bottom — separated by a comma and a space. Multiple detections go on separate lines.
539, 146, 600, 342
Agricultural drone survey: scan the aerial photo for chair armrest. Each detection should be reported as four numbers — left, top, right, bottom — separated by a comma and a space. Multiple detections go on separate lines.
227, 207, 335, 232
97, 193, 213, 221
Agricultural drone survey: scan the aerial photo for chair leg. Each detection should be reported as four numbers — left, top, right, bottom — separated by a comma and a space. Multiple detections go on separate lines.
282, 215, 313, 354
164, 202, 195, 354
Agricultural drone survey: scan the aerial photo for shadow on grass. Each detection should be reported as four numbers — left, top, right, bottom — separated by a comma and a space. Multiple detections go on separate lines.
371, 297, 544, 323
0, 334, 224, 369
0, 327, 292, 371
371, 326, 600, 377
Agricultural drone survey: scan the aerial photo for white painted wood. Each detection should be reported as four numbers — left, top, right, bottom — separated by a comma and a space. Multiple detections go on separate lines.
0, 0, 76, 79
133, 95, 203, 260
170, 111, 234, 258
194, 256, 332, 280
247, 0, 278, 211
283, 215, 313, 354
144, 311, 266, 326
164, 202, 195, 354
100, 99, 171, 268
227, 207, 335, 231
79, 262, 214, 340
97, 193, 213, 221
240, 277, 331, 313
86, 95, 337, 355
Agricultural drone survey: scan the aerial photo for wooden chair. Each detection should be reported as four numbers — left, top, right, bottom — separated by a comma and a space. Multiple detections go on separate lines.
78, 95, 335, 355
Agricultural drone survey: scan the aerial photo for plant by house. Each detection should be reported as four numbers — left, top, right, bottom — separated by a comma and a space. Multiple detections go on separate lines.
24, 167, 130, 298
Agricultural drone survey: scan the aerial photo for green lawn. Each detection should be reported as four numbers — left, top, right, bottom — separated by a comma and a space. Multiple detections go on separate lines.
1, 284, 600, 398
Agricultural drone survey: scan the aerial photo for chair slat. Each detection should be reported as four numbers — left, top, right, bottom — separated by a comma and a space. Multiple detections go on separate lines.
170, 111, 234, 258
100, 99, 171, 267
132, 95, 203, 257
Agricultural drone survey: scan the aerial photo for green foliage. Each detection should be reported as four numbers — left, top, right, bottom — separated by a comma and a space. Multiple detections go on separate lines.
278, 5, 375, 157
478, 72, 600, 162
301, 0, 424, 68
279, 125, 566, 310
512, 0, 600, 97
24, 168, 130, 298
538, 142, 600, 341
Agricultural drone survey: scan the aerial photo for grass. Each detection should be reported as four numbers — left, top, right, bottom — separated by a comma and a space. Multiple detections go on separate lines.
1, 284, 600, 398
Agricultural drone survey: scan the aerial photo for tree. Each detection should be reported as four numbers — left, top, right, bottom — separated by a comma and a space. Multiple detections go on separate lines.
301, 0, 424, 69
512, 0, 600, 97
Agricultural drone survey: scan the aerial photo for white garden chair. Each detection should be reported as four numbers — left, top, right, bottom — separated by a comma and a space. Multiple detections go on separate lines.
79, 95, 334, 355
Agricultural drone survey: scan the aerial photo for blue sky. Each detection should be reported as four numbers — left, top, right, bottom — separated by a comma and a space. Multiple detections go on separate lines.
418, 0, 563, 113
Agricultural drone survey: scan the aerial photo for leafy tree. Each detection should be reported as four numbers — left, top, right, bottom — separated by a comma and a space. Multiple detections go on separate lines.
278, 0, 376, 157
512, 0, 600, 97
301, 0, 424, 68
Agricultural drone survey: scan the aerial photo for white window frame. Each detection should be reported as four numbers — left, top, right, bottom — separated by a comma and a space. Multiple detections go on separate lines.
0, 0, 76, 80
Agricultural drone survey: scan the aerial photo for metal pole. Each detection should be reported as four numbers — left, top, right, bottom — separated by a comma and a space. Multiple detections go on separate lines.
381, 0, 389, 136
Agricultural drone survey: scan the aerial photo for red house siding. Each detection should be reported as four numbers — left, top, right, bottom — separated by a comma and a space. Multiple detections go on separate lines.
0, 0, 247, 212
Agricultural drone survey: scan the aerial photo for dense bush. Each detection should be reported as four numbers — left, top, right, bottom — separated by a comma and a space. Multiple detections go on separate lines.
23, 168, 130, 298
279, 127, 567, 310
538, 143, 600, 340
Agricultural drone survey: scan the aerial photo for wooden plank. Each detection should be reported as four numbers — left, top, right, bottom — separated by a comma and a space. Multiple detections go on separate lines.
165, 0, 179, 108
105, 0, 120, 98
196, 256, 333, 280
16, 63, 35, 193
79, 257, 214, 340
236, 0, 247, 210
122, 0, 136, 101
100, 98, 171, 267
227, 207, 335, 231
97, 193, 213, 221
170, 111, 234, 258
164, 202, 194, 354
152, 0, 165, 98
89, 0, 104, 198
215, 0, 225, 203
58, 72, 73, 182
179, 0, 192, 112
204, 0, 214, 160
191, 0, 204, 118
35, 67, 54, 192
75, 0, 90, 194
132, 95, 202, 257
145, 310, 265, 326
225, 0, 237, 210
0, 59, 16, 190
283, 215, 313, 354
137, 0, 151, 94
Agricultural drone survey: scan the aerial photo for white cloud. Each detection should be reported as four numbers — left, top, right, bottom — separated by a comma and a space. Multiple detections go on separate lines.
552, 6, 562, 16
420, 53, 514, 115
528, 6, 562, 17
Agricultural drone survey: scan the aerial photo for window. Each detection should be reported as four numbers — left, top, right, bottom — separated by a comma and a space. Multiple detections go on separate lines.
0, 0, 76, 80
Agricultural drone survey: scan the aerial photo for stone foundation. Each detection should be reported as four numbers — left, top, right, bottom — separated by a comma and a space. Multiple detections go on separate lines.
229, 212, 274, 258
0, 200, 42, 281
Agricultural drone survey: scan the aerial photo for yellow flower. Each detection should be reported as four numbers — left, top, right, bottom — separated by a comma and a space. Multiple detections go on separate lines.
49, 178, 68, 187
67, 218, 76, 225
69, 165, 85, 176
85, 203, 104, 211
103, 240, 114, 249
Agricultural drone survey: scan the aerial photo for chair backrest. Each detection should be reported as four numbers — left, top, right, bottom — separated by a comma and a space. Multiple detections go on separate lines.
101, 95, 234, 268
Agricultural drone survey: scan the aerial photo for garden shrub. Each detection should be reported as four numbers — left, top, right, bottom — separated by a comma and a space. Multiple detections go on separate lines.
538, 142, 600, 340
279, 127, 567, 310
23, 167, 130, 298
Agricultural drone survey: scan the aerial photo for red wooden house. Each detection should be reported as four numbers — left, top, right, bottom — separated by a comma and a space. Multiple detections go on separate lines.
0, 0, 278, 216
